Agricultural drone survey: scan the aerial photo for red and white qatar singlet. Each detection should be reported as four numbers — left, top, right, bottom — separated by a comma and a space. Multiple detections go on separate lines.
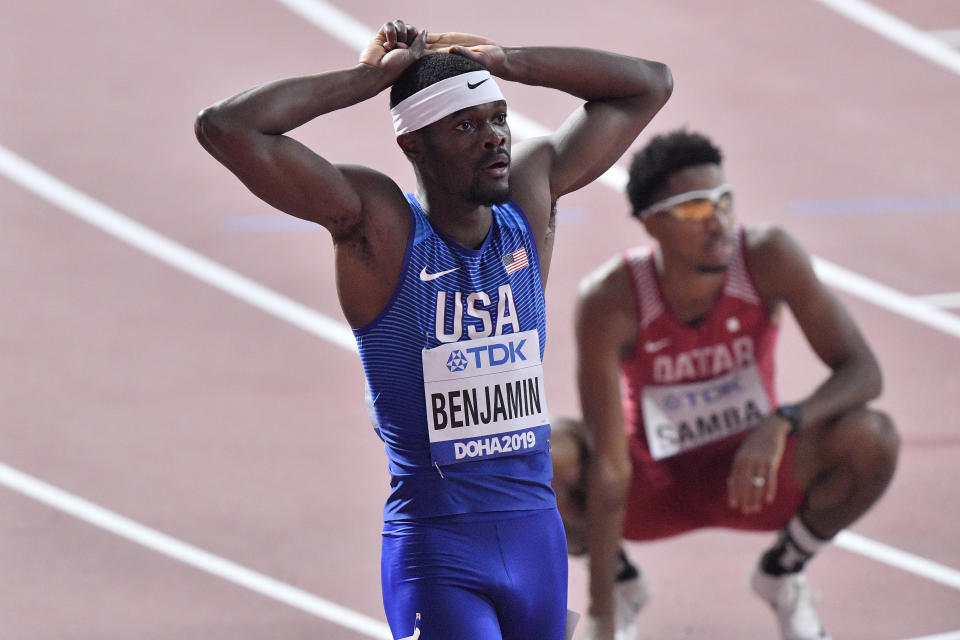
620, 228, 779, 465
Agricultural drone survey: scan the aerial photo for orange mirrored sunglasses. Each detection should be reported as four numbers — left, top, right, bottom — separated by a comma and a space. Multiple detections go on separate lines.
639, 184, 734, 222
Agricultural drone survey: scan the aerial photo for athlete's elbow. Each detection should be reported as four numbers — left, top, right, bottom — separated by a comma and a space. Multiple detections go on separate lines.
649, 61, 674, 103
618, 60, 672, 121
194, 104, 230, 149
635, 60, 673, 107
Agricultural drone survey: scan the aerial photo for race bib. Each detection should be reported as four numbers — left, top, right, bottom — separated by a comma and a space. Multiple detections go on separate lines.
641, 365, 771, 460
422, 329, 550, 466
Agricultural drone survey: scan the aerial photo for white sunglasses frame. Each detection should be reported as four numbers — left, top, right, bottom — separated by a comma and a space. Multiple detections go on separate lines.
638, 183, 734, 219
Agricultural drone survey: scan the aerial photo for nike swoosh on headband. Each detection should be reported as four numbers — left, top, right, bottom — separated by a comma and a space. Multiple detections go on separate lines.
391, 70, 504, 135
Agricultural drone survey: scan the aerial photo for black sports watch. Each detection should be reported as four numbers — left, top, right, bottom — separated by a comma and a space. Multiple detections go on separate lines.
775, 404, 803, 436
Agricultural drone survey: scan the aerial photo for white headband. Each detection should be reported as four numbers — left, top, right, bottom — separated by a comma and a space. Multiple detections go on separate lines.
391, 70, 505, 136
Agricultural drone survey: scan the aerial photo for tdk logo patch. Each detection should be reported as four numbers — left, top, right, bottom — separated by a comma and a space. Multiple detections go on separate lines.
446, 350, 469, 372
465, 339, 527, 369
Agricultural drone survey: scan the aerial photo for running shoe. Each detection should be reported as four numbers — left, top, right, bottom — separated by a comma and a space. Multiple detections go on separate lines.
751, 567, 831, 640
612, 569, 652, 640
579, 570, 651, 640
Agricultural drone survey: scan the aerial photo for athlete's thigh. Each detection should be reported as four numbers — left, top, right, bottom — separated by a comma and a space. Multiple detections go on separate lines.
707, 435, 803, 531
493, 509, 568, 640
623, 437, 803, 538
381, 519, 504, 639
383, 578, 502, 639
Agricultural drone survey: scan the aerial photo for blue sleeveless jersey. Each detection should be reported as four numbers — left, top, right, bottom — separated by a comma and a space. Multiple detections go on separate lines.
354, 194, 556, 521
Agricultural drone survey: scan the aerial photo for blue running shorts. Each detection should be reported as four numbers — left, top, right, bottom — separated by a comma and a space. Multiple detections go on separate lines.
381, 508, 568, 640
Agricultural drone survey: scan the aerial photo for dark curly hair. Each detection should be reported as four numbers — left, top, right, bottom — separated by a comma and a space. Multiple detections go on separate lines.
627, 129, 723, 218
389, 53, 487, 108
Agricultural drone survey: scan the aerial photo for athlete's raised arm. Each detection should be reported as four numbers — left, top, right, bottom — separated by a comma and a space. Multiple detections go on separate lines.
194, 21, 425, 238
427, 32, 672, 270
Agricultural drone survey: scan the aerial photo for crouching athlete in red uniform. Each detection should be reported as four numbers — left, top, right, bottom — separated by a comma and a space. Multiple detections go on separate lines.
552, 129, 899, 640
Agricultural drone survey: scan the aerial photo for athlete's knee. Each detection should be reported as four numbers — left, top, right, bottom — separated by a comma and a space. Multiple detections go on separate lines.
799, 408, 900, 530
859, 408, 899, 482
551, 416, 588, 486
550, 417, 591, 555
824, 407, 900, 486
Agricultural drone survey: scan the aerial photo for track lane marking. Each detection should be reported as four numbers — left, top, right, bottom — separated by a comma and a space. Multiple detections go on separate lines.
0, 146, 357, 354
813, 0, 960, 76
0, 462, 391, 639
917, 293, 960, 310
902, 632, 960, 640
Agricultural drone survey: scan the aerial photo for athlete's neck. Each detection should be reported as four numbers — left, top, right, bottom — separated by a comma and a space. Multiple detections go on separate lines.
654, 248, 725, 326
416, 188, 493, 250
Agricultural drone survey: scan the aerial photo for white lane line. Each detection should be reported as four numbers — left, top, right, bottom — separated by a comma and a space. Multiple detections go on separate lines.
837, 531, 960, 591
813, 0, 960, 76
917, 292, 960, 310
275, 0, 372, 49
275, 0, 960, 344
0, 462, 392, 639
813, 259, 960, 339
0, 146, 357, 354
901, 631, 960, 640
928, 29, 960, 48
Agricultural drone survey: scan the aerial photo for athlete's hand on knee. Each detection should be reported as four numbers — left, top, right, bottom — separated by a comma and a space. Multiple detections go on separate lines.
359, 20, 427, 73
426, 31, 506, 72
727, 417, 790, 514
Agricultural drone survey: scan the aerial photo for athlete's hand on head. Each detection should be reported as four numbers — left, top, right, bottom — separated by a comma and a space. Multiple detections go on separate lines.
426, 32, 506, 73
359, 19, 427, 75
726, 416, 790, 515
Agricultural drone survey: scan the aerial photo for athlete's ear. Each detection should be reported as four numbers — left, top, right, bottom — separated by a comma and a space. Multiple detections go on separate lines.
396, 132, 423, 161
641, 214, 661, 239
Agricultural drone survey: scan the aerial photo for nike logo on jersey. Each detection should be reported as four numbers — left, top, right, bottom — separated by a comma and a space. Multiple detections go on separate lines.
420, 266, 460, 282
467, 79, 489, 89
644, 337, 672, 353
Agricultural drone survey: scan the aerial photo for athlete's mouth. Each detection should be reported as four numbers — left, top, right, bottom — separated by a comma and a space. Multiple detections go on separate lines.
482, 151, 510, 170
705, 235, 734, 260
483, 153, 510, 178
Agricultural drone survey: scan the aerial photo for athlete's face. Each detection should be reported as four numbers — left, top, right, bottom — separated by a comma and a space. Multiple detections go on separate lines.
642, 163, 736, 274
415, 100, 512, 206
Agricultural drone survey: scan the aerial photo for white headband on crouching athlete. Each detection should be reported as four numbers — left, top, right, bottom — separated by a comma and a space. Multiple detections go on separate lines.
391, 70, 505, 136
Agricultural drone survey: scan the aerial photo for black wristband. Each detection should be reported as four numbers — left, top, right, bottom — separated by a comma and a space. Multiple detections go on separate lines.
775, 404, 803, 436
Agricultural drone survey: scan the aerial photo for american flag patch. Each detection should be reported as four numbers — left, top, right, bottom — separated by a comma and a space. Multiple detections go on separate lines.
502, 247, 529, 275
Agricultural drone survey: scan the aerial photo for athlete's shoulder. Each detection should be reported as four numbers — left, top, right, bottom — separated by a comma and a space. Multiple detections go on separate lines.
743, 224, 817, 301
336, 165, 410, 217
575, 252, 640, 353
579, 252, 632, 296
577, 252, 637, 319
493, 200, 532, 231
743, 224, 803, 258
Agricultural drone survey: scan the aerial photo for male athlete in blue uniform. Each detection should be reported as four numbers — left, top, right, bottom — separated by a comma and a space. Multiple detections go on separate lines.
195, 20, 672, 639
